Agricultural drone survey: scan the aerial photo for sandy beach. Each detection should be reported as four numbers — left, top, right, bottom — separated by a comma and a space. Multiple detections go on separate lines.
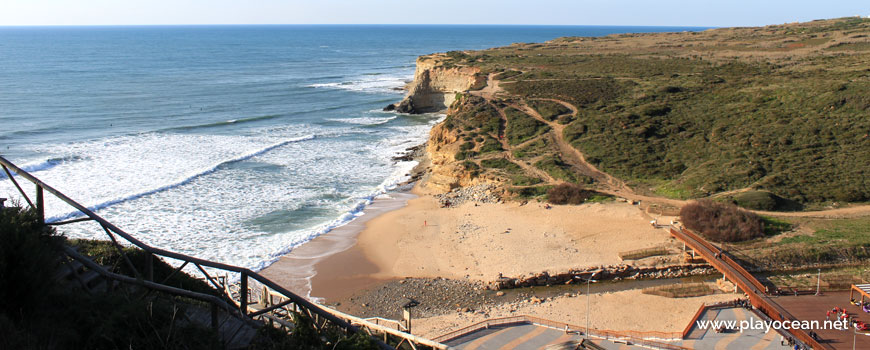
259, 182, 736, 338
412, 288, 738, 338
259, 191, 416, 299
306, 187, 678, 298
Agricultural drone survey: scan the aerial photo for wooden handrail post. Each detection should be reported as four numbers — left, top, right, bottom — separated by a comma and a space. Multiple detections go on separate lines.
240, 272, 248, 316
36, 185, 44, 224
211, 303, 219, 331
146, 253, 154, 281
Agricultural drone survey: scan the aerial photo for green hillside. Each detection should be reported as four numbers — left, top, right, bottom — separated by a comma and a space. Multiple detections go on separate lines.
441, 17, 870, 205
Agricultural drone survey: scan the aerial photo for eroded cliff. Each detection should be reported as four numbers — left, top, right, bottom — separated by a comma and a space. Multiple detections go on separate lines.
386, 54, 485, 114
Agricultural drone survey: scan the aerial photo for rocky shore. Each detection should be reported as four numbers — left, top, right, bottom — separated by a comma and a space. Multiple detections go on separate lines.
332, 278, 495, 320
433, 183, 501, 207
489, 263, 717, 290
331, 262, 718, 321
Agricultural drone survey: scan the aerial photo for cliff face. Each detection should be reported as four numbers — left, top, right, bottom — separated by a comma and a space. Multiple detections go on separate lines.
387, 54, 485, 114
419, 121, 472, 193
417, 96, 501, 194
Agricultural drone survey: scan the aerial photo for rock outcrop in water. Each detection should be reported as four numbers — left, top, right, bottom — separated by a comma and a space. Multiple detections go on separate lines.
384, 54, 485, 114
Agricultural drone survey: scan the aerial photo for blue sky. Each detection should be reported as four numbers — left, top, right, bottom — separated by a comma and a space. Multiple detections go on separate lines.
0, 0, 867, 27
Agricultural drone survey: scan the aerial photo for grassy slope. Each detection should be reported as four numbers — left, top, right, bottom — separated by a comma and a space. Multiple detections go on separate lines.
440, 17, 870, 205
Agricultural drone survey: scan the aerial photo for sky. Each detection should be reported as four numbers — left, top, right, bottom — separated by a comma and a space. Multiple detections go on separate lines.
0, 0, 867, 27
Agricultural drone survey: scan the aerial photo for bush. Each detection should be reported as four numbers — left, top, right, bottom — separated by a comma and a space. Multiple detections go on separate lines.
547, 184, 594, 205
0, 206, 63, 321
528, 100, 571, 121
680, 200, 764, 242
0, 207, 223, 350
730, 191, 778, 211
504, 108, 549, 145
478, 137, 504, 153
480, 158, 522, 173
510, 185, 553, 199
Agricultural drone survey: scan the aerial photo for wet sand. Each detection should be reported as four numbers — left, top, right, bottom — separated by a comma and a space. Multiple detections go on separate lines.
259, 191, 415, 300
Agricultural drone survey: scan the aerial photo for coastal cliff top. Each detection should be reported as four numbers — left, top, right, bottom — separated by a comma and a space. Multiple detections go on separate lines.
421, 17, 870, 208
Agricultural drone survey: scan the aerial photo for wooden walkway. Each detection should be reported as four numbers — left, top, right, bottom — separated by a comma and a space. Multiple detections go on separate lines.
669, 227, 830, 349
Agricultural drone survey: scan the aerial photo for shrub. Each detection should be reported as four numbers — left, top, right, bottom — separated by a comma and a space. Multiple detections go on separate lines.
547, 184, 594, 205
0, 205, 63, 321
478, 137, 504, 153
680, 200, 764, 242
730, 191, 778, 211
504, 108, 549, 145
510, 185, 553, 199
512, 174, 543, 186
528, 100, 571, 121
480, 158, 522, 173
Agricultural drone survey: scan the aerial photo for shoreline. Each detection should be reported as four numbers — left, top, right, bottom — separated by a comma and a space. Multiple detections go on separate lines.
259, 190, 417, 300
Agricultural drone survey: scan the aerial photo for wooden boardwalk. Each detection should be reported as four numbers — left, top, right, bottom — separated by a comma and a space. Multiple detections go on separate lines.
669, 227, 830, 349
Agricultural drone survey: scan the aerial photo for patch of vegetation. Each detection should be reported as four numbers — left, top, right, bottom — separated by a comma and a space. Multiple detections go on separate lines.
546, 183, 595, 205
444, 18, 870, 205
512, 137, 550, 159
480, 158, 522, 173
761, 216, 793, 236
826, 41, 870, 51
780, 217, 870, 246
443, 95, 502, 135
493, 70, 522, 80
504, 78, 627, 107
478, 136, 504, 154
642, 283, 712, 298
619, 246, 671, 260
528, 100, 571, 121
681, 200, 764, 242
720, 191, 804, 211
651, 181, 694, 200
510, 185, 553, 199
511, 174, 543, 186
1, 206, 222, 350
251, 312, 378, 350
535, 155, 593, 184
504, 107, 550, 145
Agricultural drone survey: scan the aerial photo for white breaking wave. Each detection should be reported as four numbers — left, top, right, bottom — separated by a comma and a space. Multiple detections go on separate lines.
46, 134, 316, 222
325, 116, 397, 126
0, 113, 444, 273
252, 117, 442, 271
308, 74, 410, 94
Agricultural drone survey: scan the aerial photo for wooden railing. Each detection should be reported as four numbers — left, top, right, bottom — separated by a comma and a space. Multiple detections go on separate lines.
0, 155, 447, 350
682, 304, 708, 339
433, 315, 687, 350
669, 226, 830, 350
680, 301, 737, 339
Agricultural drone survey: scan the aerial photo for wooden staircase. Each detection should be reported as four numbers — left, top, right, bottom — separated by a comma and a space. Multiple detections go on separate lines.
53, 246, 261, 349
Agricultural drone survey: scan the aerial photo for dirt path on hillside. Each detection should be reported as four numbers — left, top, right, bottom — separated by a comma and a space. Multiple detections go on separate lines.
485, 100, 557, 184
470, 74, 870, 218
471, 73, 503, 100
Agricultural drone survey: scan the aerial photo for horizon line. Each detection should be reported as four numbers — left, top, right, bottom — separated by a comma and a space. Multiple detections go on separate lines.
0, 23, 720, 28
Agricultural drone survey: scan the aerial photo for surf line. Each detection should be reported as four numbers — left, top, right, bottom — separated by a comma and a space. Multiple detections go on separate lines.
45, 135, 316, 223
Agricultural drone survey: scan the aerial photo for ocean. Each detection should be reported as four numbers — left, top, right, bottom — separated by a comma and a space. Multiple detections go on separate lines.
0, 25, 705, 271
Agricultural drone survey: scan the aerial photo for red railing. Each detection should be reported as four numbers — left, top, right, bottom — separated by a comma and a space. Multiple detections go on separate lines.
682, 304, 708, 339
669, 226, 830, 350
